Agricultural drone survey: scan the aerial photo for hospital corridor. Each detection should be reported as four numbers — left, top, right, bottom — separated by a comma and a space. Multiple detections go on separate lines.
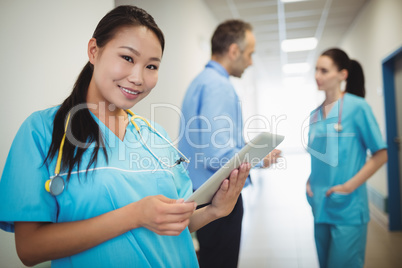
1, 0, 402, 267
237, 152, 402, 268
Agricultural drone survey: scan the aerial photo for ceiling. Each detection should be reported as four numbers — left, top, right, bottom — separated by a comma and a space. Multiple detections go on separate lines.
202, 0, 369, 84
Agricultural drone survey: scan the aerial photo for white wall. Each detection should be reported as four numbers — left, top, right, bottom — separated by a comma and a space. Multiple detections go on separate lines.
2, 0, 399, 265
340, 0, 402, 197
0, 0, 114, 266
115, 0, 218, 143
0, 0, 216, 265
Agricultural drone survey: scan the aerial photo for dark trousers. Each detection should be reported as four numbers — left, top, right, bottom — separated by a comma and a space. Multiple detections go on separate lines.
196, 194, 244, 268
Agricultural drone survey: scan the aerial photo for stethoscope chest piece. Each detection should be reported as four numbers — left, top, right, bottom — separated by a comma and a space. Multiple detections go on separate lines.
45, 176, 65, 196
334, 123, 343, 132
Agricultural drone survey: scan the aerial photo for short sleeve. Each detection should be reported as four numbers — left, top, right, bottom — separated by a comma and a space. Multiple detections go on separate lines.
0, 111, 58, 232
355, 102, 387, 154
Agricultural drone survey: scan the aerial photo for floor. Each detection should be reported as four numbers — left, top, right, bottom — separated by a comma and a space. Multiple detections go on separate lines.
238, 153, 402, 268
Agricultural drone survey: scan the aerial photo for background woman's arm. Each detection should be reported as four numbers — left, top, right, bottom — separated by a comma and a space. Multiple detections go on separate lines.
326, 149, 388, 196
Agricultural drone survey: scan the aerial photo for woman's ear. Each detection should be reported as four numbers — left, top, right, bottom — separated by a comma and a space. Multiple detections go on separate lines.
340, 69, 348, 81
88, 38, 98, 64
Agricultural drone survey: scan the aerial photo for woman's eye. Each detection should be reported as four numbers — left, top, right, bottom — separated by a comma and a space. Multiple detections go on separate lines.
147, 65, 158, 70
122, 56, 133, 63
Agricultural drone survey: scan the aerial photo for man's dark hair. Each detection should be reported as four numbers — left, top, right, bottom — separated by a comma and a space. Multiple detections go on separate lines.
211, 19, 252, 56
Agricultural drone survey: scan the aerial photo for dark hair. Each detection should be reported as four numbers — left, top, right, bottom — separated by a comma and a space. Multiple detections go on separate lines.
321, 48, 365, 98
211, 19, 252, 56
45, 5, 164, 180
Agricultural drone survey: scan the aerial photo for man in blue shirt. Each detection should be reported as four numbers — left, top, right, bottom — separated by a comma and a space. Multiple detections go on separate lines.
179, 20, 277, 268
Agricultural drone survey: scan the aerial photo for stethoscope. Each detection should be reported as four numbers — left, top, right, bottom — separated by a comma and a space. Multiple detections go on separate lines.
45, 109, 189, 196
312, 92, 345, 133
45, 113, 70, 196
125, 109, 189, 168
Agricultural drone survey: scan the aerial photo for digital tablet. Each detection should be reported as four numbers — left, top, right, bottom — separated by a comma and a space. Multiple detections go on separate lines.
185, 132, 284, 205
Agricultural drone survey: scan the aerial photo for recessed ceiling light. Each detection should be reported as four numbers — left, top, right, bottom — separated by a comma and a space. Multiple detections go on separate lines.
282, 63, 310, 74
281, 0, 309, 3
281, 37, 318, 52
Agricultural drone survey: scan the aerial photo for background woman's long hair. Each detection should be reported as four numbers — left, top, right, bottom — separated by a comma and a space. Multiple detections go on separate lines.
45, 5, 165, 181
322, 48, 365, 98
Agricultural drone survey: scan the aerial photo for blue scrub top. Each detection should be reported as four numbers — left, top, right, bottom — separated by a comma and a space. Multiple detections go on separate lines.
178, 60, 248, 190
0, 106, 199, 267
306, 93, 387, 225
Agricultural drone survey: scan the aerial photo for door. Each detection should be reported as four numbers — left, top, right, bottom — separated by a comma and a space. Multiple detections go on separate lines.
382, 46, 402, 231
395, 54, 402, 222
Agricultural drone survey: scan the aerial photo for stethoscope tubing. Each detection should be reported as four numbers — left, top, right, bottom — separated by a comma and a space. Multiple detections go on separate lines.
312, 93, 345, 133
46, 113, 70, 196
46, 110, 189, 196
126, 109, 189, 168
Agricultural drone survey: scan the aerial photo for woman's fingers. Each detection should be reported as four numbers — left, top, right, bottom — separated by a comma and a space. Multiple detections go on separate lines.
306, 181, 314, 197
138, 195, 196, 235
325, 184, 349, 196
230, 163, 251, 190
153, 219, 191, 236
217, 163, 250, 195
210, 163, 251, 218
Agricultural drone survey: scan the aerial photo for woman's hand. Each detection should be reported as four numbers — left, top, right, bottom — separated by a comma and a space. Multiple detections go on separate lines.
14, 195, 196, 266
209, 163, 251, 218
263, 149, 282, 168
327, 149, 388, 197
134, 195, 196, 236
306, 179, 314, 197
188, 163, 251, 232
325, 184, 351, 196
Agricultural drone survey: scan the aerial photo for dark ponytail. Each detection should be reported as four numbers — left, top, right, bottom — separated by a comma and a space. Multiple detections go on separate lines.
346, 59, 365, 98
321, 48, 365, 98
45, 62, 107, 181
45, 5, 165, 180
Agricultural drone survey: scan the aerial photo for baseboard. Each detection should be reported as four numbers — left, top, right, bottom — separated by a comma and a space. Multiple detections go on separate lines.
367, 185, 387, 213
369, 203, 389, 230
367, 185, 389, 229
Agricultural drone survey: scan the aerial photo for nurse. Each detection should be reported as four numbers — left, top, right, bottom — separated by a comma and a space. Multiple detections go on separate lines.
0, 5, 251, 267
306, 48, 388, 268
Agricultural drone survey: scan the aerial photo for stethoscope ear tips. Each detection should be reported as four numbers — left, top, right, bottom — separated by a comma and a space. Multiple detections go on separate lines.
45, 176, 65, 196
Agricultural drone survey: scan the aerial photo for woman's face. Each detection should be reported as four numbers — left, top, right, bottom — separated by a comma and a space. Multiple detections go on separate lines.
88, 25, 162, 110
315, 55, 345, 92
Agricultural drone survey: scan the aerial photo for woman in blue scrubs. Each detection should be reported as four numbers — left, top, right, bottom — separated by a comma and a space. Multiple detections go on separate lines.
306, 48, 388, 268
0, 5, 251, 267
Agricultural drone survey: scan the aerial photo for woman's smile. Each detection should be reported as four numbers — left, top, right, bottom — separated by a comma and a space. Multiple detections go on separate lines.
119, 85, 141, 100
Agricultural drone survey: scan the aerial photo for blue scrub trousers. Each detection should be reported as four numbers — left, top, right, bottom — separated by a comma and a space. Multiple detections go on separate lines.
314, 223, 367, 268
